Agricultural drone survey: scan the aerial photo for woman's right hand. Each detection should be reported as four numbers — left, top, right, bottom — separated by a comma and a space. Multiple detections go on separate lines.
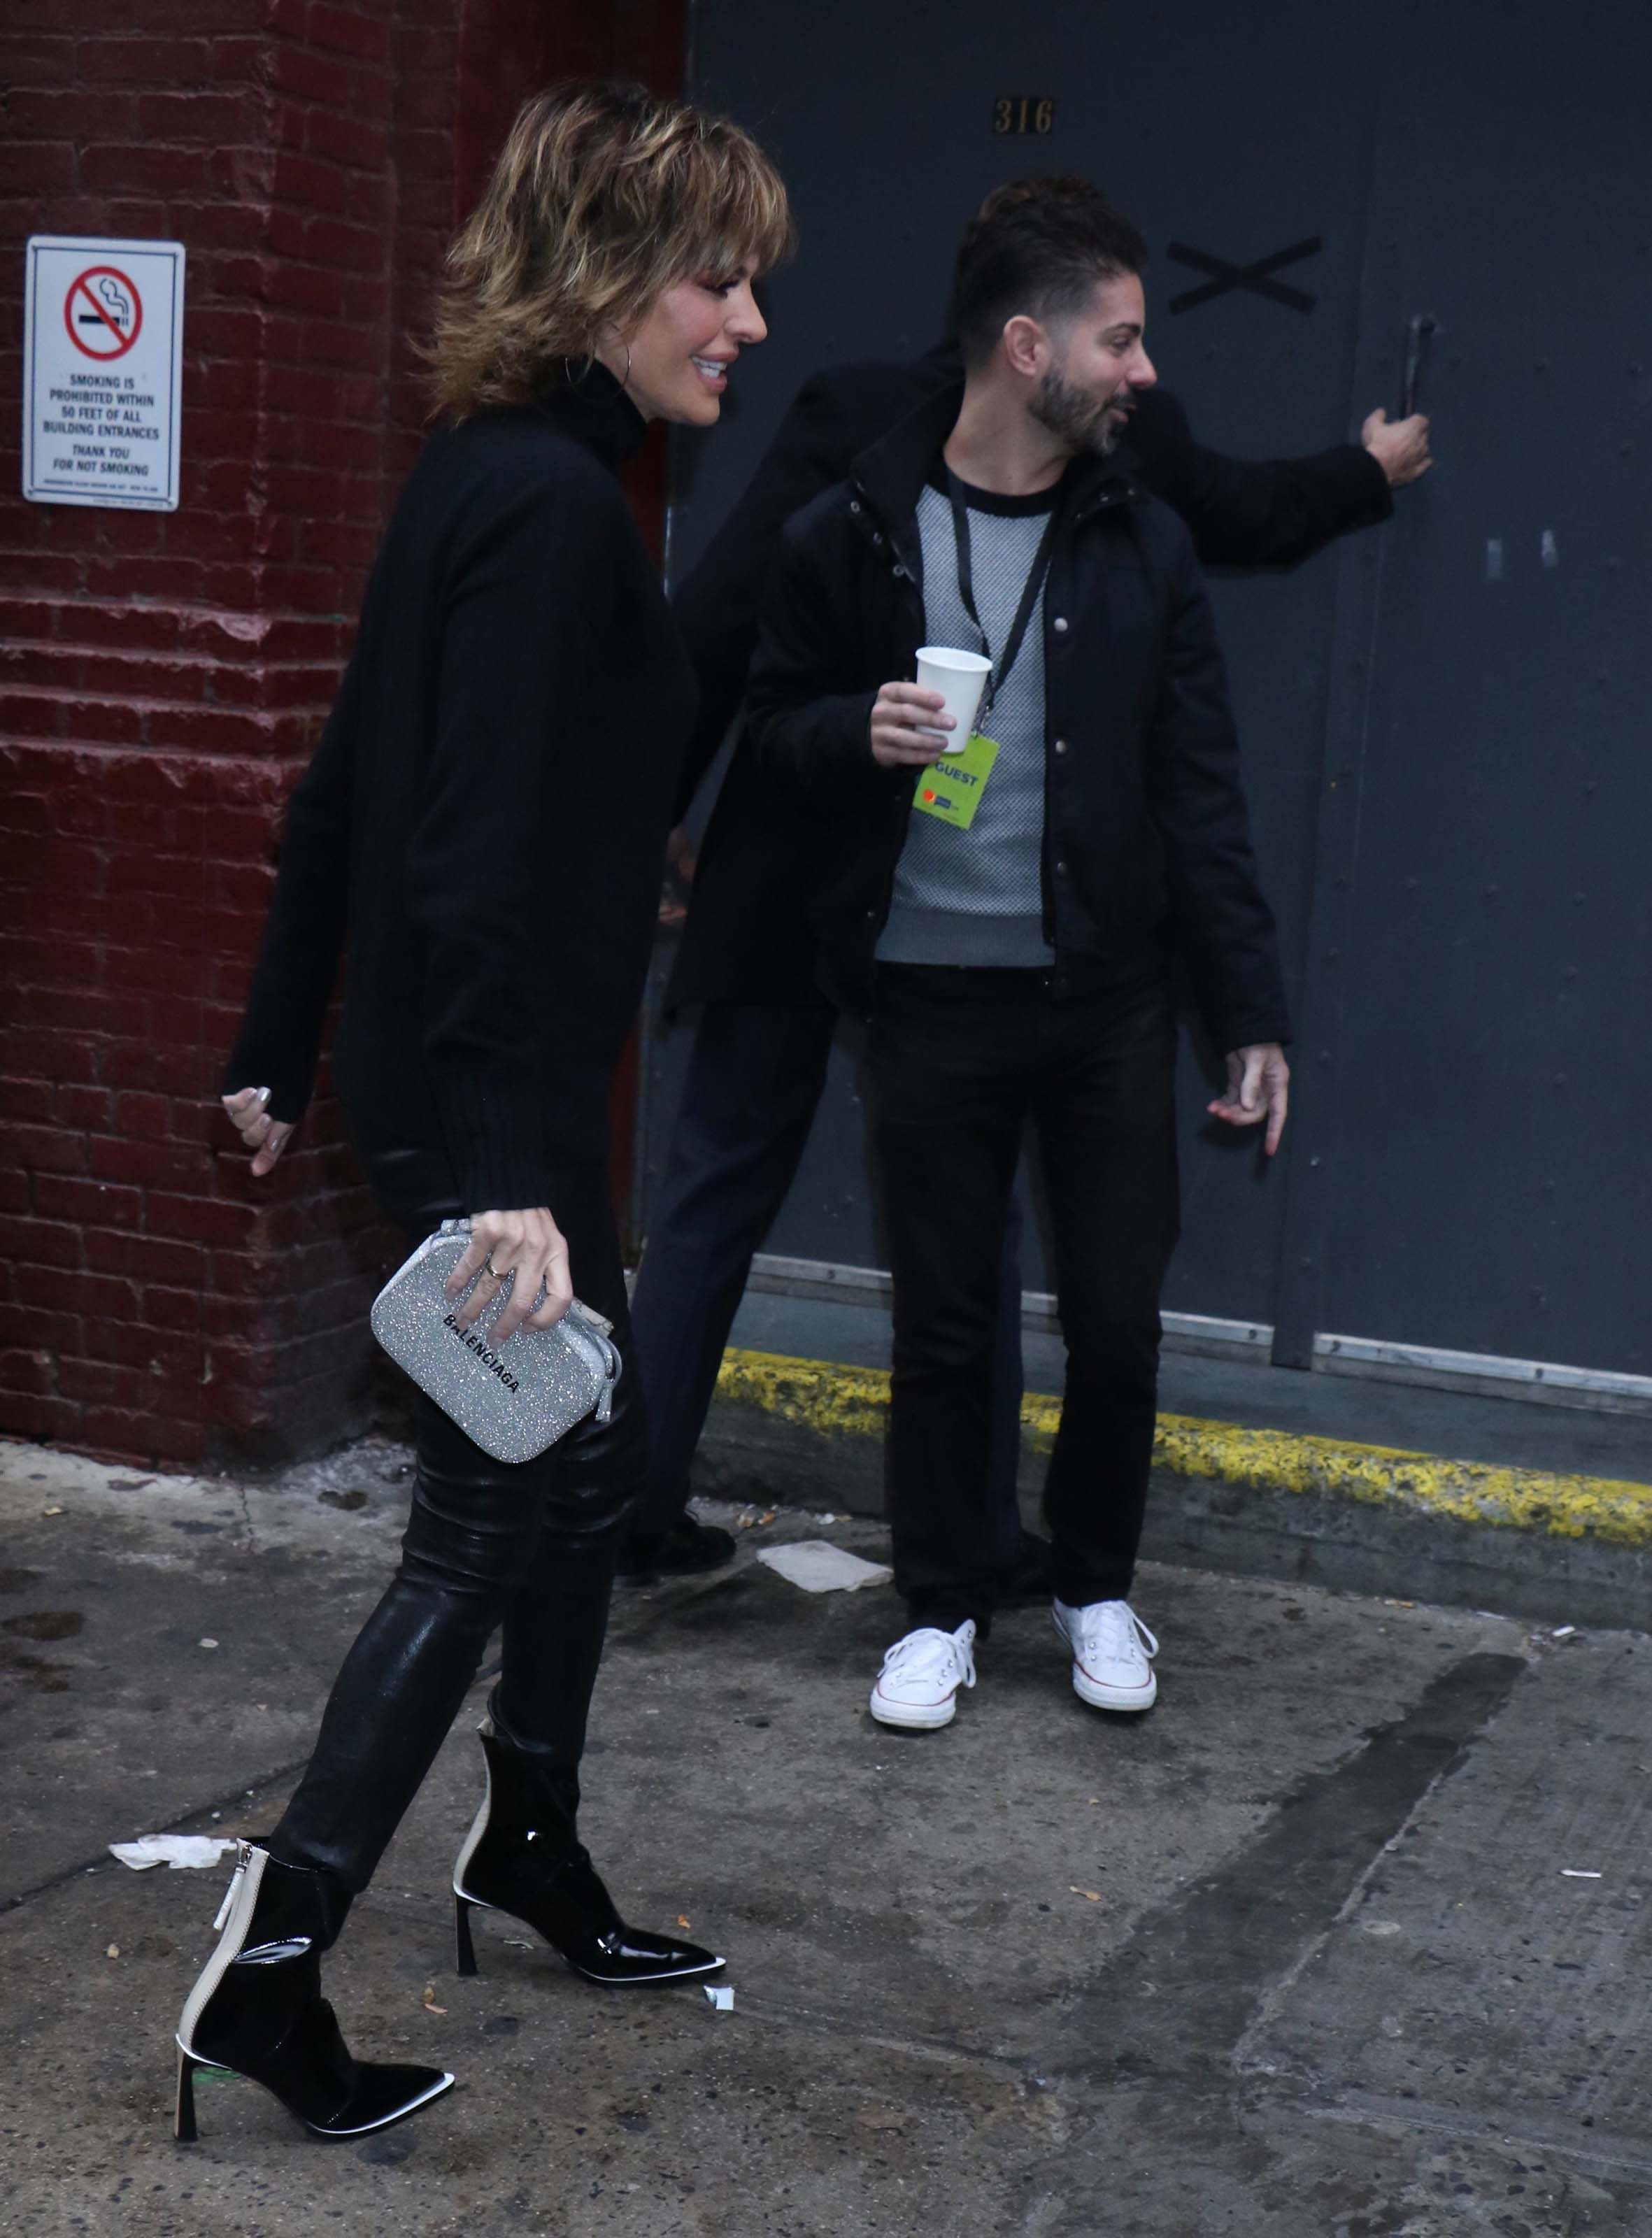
869, 681, 952, 769
222, 1087, 296, 1178
446, 1207, 573, 1345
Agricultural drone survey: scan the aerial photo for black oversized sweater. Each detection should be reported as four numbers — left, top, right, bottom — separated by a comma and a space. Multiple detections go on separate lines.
224, 365, 696, 1212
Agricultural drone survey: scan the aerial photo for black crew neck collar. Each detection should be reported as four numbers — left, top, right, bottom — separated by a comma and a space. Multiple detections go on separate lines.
533, 358, 649, 475
927, 459, 1067, 518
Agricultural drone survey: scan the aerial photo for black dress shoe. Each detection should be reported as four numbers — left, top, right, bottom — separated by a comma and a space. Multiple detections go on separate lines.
453, 1720, 725, 1988
615, 1513, 738, 1585
997, 1526, 1057, 1604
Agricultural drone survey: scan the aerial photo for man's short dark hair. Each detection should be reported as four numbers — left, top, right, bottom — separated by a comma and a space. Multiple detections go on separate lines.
948, 176, 1148, 370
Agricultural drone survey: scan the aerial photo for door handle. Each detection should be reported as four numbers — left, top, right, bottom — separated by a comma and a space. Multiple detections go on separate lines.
1401, 312, 1437, 418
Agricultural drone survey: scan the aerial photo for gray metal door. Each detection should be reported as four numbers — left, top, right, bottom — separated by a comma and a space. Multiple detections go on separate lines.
646, 0, 1651, 1397
655, 0, 1382, 1325
1274, 0, 1652, 1385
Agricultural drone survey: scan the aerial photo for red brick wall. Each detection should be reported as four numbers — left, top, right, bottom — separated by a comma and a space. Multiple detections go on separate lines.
0, 0, 684, 1469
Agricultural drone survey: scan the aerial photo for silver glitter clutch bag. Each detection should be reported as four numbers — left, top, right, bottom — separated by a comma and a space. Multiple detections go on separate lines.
369, 1218, 622, 1464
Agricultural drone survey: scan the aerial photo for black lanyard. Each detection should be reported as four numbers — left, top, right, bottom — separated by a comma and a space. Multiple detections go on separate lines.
945, 467, 1062, 720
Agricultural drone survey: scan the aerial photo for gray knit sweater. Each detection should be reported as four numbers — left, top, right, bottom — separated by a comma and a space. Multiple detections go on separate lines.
875, 476, 1058, 967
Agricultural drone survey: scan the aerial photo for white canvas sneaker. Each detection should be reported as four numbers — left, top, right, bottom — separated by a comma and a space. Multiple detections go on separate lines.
869, 1621, 977, 1730
1051, 1598, 1158, 1711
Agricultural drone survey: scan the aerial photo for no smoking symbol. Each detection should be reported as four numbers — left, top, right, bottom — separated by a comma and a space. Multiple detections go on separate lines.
64, 264, 143, 360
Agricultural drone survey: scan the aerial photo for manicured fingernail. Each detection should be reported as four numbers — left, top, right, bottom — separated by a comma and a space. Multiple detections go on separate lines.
256, 1087, 271, 1104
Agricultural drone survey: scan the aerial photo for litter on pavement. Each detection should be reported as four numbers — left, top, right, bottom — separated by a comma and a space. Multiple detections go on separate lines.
756, 1541, 893, 1593
108, 1835, 239, 1872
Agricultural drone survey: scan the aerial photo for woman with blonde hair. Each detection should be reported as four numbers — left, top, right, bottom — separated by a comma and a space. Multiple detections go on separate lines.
174, 80, 791, 2145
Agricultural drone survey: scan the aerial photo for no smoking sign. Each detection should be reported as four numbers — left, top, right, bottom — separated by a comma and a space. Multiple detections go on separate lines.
22, 235, 184, 511
64, 264, 144, 360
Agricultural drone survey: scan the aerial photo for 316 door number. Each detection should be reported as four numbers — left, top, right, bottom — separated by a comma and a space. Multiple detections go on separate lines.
992, 96, 1055, 134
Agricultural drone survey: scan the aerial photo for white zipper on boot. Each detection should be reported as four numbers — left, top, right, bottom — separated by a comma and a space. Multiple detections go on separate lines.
177, 1840, 266, 2053
211, 1847, 248, 1933
451, 1721, 495, 1899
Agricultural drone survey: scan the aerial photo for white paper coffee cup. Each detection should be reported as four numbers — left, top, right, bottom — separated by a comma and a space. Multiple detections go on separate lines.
916, 646, 992, 753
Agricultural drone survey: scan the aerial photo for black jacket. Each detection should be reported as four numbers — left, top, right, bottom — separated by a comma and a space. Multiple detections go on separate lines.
669, 343, 1386, 1007
743, 383, 1291, 1055
225, 365, 695, 1213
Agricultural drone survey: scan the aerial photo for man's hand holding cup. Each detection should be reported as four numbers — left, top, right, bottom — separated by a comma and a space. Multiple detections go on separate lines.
869, 648, 993, 770
869, 681, 954, 769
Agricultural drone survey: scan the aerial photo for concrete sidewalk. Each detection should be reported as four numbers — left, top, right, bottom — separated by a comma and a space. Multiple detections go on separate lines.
3, 1434, 1652, 2235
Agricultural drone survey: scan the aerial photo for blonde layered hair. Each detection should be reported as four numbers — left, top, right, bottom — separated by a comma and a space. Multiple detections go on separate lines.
429, 80, 794, 418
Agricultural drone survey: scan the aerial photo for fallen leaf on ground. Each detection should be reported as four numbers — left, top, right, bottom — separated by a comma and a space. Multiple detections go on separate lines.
1070, 1887, 1102, 1902
42, 1506, 62, 1517
676, 1916, 691, 1930
106, 1943, 120, 1958
422, 1981, 448, 2014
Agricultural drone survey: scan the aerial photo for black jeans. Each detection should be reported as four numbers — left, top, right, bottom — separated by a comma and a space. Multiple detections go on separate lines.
627, 999, 1029, 1565
269, 1148, 643, 1894
868, 955, 1180, 1637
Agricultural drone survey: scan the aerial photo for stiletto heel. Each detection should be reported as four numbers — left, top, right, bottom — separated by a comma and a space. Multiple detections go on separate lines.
451, 1715, 725, 1988
174, 2046, 201, 2144
455, 1894, 479, 1979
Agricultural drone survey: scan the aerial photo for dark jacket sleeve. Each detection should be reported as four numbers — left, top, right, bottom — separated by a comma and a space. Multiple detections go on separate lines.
1144, 529, 1293, 1052
1128, 386, 1393, 570
743, 505, 885, 818
669, 373, 865, 813
399, 464, 623, 1213
222, 661, 359, 1120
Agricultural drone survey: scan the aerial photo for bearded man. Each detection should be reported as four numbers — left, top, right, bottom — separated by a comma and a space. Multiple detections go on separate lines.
745, 179, 1292, 1730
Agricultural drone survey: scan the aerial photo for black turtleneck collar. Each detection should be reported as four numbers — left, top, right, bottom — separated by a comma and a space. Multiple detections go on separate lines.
534, 358, 649, 476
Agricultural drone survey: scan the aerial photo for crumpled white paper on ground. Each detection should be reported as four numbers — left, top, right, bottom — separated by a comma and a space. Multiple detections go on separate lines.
108, 1834, 238, 1872
756, 1541, 892, 1594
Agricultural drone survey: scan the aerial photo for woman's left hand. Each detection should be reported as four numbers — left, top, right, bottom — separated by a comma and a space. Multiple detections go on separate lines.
446, 1206, 572, 1345
222, 1087, 297, 1177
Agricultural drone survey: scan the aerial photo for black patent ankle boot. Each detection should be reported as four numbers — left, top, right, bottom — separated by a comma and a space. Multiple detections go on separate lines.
174, 1842, 455, 2143
452, 1716, 725, 1987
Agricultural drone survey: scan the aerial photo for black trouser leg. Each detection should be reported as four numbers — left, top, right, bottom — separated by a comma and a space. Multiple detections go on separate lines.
868, 959, 1178, 1637
1033, 972, 1179, 1608
269, 1157, 641, 1894
988, 1191, 1029, 1569
869, 968, 1030, 1639
625, 1001, 836, 1544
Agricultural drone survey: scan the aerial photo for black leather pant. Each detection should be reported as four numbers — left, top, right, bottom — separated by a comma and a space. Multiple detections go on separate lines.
270, 1148, 643, 1894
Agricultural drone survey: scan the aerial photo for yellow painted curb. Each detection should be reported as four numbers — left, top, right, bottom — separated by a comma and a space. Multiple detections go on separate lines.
715, 1347, 1652, 1551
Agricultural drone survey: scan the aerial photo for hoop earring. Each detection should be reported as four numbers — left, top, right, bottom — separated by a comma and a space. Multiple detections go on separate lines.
584, 341, 632, 390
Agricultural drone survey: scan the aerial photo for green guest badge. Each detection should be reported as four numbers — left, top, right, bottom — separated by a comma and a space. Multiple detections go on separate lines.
911, 732, 999, 831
